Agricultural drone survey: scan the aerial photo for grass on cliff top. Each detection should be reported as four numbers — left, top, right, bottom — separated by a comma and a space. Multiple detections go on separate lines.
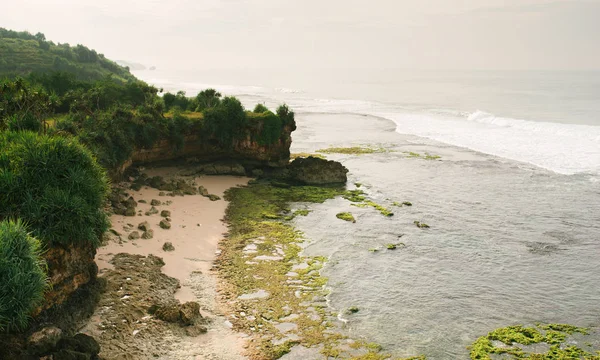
317, 146, 389, 155
219, 182, 422, 359
468, 324, 599, 359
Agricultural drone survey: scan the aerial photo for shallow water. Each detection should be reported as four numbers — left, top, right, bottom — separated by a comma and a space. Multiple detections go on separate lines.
292, 113, 600, 358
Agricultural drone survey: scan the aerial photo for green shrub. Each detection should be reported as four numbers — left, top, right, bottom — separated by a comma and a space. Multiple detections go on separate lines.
0, 131, 109, 247
203, 96, 247, 147
257, 111, 283, 145
253, 103, 269, 113
0, 219, 47, 332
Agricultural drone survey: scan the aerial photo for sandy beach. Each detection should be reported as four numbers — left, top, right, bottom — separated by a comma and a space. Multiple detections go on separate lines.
86, 167, 251, 359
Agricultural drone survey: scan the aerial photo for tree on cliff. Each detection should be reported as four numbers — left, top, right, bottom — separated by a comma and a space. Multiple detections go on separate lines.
203, 96, 246, 147
193, 88, 222, 112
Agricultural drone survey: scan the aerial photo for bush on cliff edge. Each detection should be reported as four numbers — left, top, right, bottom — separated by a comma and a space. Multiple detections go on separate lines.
0, 219, 48, 332
0, 131, 109, 247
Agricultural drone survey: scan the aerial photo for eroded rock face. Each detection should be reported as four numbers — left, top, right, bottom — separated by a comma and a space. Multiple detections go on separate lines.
36, 242, 98, 316
116, 118, 296, 178
288, 157, 349, 185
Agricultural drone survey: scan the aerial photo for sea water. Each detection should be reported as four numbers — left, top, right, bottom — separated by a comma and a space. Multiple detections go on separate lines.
134, 68, 600, 358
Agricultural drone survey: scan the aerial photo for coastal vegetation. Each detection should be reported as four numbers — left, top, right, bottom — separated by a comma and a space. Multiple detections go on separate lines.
0, 28, 134, 82
0, 219, 47, 332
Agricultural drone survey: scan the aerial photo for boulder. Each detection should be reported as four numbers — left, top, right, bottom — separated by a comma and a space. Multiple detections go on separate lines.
124, 206, 136, 217
28, 327, 63, 355
137, 221, 151, 231
179, 302, 201, 325
142, 230, 154, 239
160, 210, 171, 218
288, 157, 348, 185
159, 220, 171, 230
145, 206, 159, 216
128, 231, 140, 240
198, 186, 209, 196
207, 194, 221, 201
150, 199, 161, 206
162, 242, 175, 252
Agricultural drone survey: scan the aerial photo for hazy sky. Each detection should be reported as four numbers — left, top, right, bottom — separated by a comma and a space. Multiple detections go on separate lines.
2, 0, 599, 71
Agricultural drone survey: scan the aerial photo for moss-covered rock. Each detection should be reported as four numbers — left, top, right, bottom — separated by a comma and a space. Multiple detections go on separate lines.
288, 157, 348, 185
336, 212, 356, 223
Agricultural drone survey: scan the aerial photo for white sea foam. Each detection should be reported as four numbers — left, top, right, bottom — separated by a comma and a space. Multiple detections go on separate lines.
377, 110, 600, 175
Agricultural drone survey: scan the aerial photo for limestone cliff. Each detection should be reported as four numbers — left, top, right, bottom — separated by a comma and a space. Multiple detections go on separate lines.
115, 115, 295, 178
35, 243, 97, 316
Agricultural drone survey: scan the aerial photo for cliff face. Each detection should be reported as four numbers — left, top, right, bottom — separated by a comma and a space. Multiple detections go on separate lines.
115, 117, 294, 178
34, 242, 97, 315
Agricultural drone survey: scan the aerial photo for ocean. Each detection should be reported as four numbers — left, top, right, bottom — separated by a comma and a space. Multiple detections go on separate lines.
133, 68, 600, 358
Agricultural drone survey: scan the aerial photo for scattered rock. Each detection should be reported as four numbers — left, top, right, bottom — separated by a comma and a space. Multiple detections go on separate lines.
162, 242, 175, 252
145, 206, 159, 216
147, 176, 166, 189
198, 186, 209, 196
124, 206, 136, 217
109, 228, 121, 236
154, 302, 202, 326
138, 199, 147, 204
125, 196, 137, 208
179, 302, 201, 325
207, 194, 221, 201
176, 181, 197, 195
346, 306, 360, 314
138, 221, 151, 231
414, 221, 430, 229
159, 220, 171, 230
28, 327, 63, 355
159, 192, 166, 196
160, 210, 171, 218
288, 157, 348, 185
128, 231, 140, 240
142, 230, 154, 239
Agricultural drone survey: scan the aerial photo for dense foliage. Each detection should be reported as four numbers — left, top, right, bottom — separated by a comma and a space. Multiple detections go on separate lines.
0, 219, 47, 332
0, 28, 135, 82
0, 131, 110, 247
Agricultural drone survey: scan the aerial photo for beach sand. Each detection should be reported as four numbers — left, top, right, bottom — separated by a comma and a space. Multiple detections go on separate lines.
88, 167, 250, 359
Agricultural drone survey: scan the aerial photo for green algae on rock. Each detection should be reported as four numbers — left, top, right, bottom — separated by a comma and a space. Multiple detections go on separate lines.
468, 324, 598, 360
218, 182, 421, 359
317, 146, 388, 155
336, 212, 356, 223
405, 151, 441, 160
414, 221, 430, 229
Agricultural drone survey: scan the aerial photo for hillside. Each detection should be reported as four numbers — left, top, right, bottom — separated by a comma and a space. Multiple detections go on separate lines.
0, 28, 135, 82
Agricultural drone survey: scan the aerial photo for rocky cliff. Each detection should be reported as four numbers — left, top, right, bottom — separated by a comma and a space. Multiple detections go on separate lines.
35, 243, 97, 316
114, 116, 295, 178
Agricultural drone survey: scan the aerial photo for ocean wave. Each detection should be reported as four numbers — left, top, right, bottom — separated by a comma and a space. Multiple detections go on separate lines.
376, 110, 600, 175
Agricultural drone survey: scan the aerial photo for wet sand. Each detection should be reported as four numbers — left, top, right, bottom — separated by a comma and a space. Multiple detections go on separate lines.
92, 167, 250, 359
